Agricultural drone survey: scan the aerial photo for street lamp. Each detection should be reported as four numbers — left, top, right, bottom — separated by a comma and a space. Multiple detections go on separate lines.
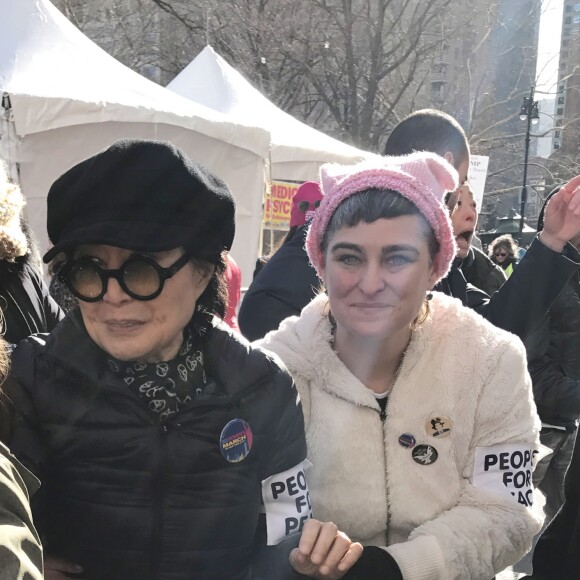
518, 86, 540, 238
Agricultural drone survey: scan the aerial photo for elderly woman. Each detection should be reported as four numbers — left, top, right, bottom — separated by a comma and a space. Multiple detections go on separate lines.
260, 153, 546, 580
5, 140, 336, 580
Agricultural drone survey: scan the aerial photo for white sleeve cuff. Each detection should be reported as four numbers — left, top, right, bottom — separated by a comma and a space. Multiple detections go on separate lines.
386, 535, 446, 580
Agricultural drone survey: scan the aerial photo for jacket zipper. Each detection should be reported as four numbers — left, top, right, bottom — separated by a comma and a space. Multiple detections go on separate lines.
37, 352, 278, 576
379, 342, 410, 546
152, 420, 170, 579
379, 397, 390, 546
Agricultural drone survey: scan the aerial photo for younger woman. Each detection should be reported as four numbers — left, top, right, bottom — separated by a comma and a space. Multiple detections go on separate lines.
261, 153, 545, 580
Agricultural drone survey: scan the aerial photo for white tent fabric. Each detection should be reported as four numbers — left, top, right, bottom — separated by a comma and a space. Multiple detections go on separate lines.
167, 46, 373, 182
0, 0, 271, 285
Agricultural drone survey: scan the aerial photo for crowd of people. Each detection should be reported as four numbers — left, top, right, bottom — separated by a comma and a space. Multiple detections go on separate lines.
0, 107, 578, 580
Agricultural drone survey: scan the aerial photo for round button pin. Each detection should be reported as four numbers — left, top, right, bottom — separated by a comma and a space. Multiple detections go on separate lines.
412, 444, 438, 465
398, 433, 416, 448
220, 419, 253, 463
425, 416, 453, 438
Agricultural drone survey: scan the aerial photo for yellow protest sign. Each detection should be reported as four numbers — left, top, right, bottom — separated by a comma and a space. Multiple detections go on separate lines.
263, 181, 301, 229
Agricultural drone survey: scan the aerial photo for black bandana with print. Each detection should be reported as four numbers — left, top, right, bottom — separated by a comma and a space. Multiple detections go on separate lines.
107, 330, 206, 421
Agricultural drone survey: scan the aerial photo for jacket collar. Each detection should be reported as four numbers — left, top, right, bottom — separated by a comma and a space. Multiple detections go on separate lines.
462, 247, 475, 268
262, 294, 427, 409
41, 310, 278, 396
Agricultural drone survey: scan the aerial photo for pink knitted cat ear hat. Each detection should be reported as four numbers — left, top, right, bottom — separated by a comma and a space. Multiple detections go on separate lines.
306, 151, 458, 285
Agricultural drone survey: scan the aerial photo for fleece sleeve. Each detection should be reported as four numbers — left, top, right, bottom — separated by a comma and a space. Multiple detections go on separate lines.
386, 341, 544, 580
255, 327, 313, 432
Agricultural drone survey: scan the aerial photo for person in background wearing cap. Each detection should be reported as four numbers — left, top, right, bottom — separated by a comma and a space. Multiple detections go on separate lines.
384, 109, 580, 343
239, 181, 323, 341
4, 140, 361, 580
260, 152, 544, 580
0, 161, 63, 346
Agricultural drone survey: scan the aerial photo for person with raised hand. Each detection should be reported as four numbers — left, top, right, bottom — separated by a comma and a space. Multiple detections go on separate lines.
384, 109, 580, 341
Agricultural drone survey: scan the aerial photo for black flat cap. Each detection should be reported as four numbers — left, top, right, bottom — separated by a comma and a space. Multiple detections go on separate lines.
43, 139, 235, 264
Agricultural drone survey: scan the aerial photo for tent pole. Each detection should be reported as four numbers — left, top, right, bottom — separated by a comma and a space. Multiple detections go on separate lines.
259, 152, 273, 259
0, 92, 20, 186
205, 4, 211, 46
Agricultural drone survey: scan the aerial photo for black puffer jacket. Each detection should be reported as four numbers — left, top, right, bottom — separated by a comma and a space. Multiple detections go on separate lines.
7, 310, 306, 580
532, 426, 580, 578
435, 235, 580, 341
523, 189, 580, 428
461, 247, 506, 297
524, 270, 580, 428
239, 225, 320, 341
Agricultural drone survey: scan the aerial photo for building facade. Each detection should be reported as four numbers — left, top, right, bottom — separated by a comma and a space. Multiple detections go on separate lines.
553, 0, 580, 156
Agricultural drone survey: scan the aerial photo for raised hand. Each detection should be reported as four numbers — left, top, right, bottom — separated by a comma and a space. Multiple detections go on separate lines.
540, 175, 580, 252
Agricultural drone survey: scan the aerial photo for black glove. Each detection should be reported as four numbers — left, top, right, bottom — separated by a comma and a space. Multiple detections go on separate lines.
343, 546, 403, 580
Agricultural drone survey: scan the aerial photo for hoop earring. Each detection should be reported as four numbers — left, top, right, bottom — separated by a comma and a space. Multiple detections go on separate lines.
328, 311, 337, 343
412, 293, 432, 329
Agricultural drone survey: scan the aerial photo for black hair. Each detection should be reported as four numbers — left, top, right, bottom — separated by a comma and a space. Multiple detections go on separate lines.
190, 252, 228, 336
0, 334, 11, 443
320, 189, 439, 262
384, 109, 469, 168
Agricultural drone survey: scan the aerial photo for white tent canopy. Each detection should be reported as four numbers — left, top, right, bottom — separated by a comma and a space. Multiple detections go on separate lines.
167, 46, 373, 182
0, 0, 271, 284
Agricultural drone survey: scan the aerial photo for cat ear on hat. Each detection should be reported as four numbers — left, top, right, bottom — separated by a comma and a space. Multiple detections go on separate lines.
422, 153, 459, 194
319, 162, 350, 195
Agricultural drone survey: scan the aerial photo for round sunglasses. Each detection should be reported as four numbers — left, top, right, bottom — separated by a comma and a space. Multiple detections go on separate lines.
60, 253, 190, 302
298, 200, 321, 212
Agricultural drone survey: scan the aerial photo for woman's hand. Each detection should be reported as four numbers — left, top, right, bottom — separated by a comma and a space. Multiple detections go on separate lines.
540, 175, 580, 251
289, 519, 363, 579
44, 555, 84, 579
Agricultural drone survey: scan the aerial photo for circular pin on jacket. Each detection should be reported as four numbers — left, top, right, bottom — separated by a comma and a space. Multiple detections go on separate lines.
412, 444, 438, 465
220, 419, 253, 463
398, 433, 416, 448
425, 415, 452, 438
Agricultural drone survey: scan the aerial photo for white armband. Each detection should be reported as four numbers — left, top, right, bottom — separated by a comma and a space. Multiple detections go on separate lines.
473, 443, 550, 507
261, 460, 313, 545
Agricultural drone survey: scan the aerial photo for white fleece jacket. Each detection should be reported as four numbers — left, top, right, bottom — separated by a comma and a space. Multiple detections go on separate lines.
259, 292, 544, 580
